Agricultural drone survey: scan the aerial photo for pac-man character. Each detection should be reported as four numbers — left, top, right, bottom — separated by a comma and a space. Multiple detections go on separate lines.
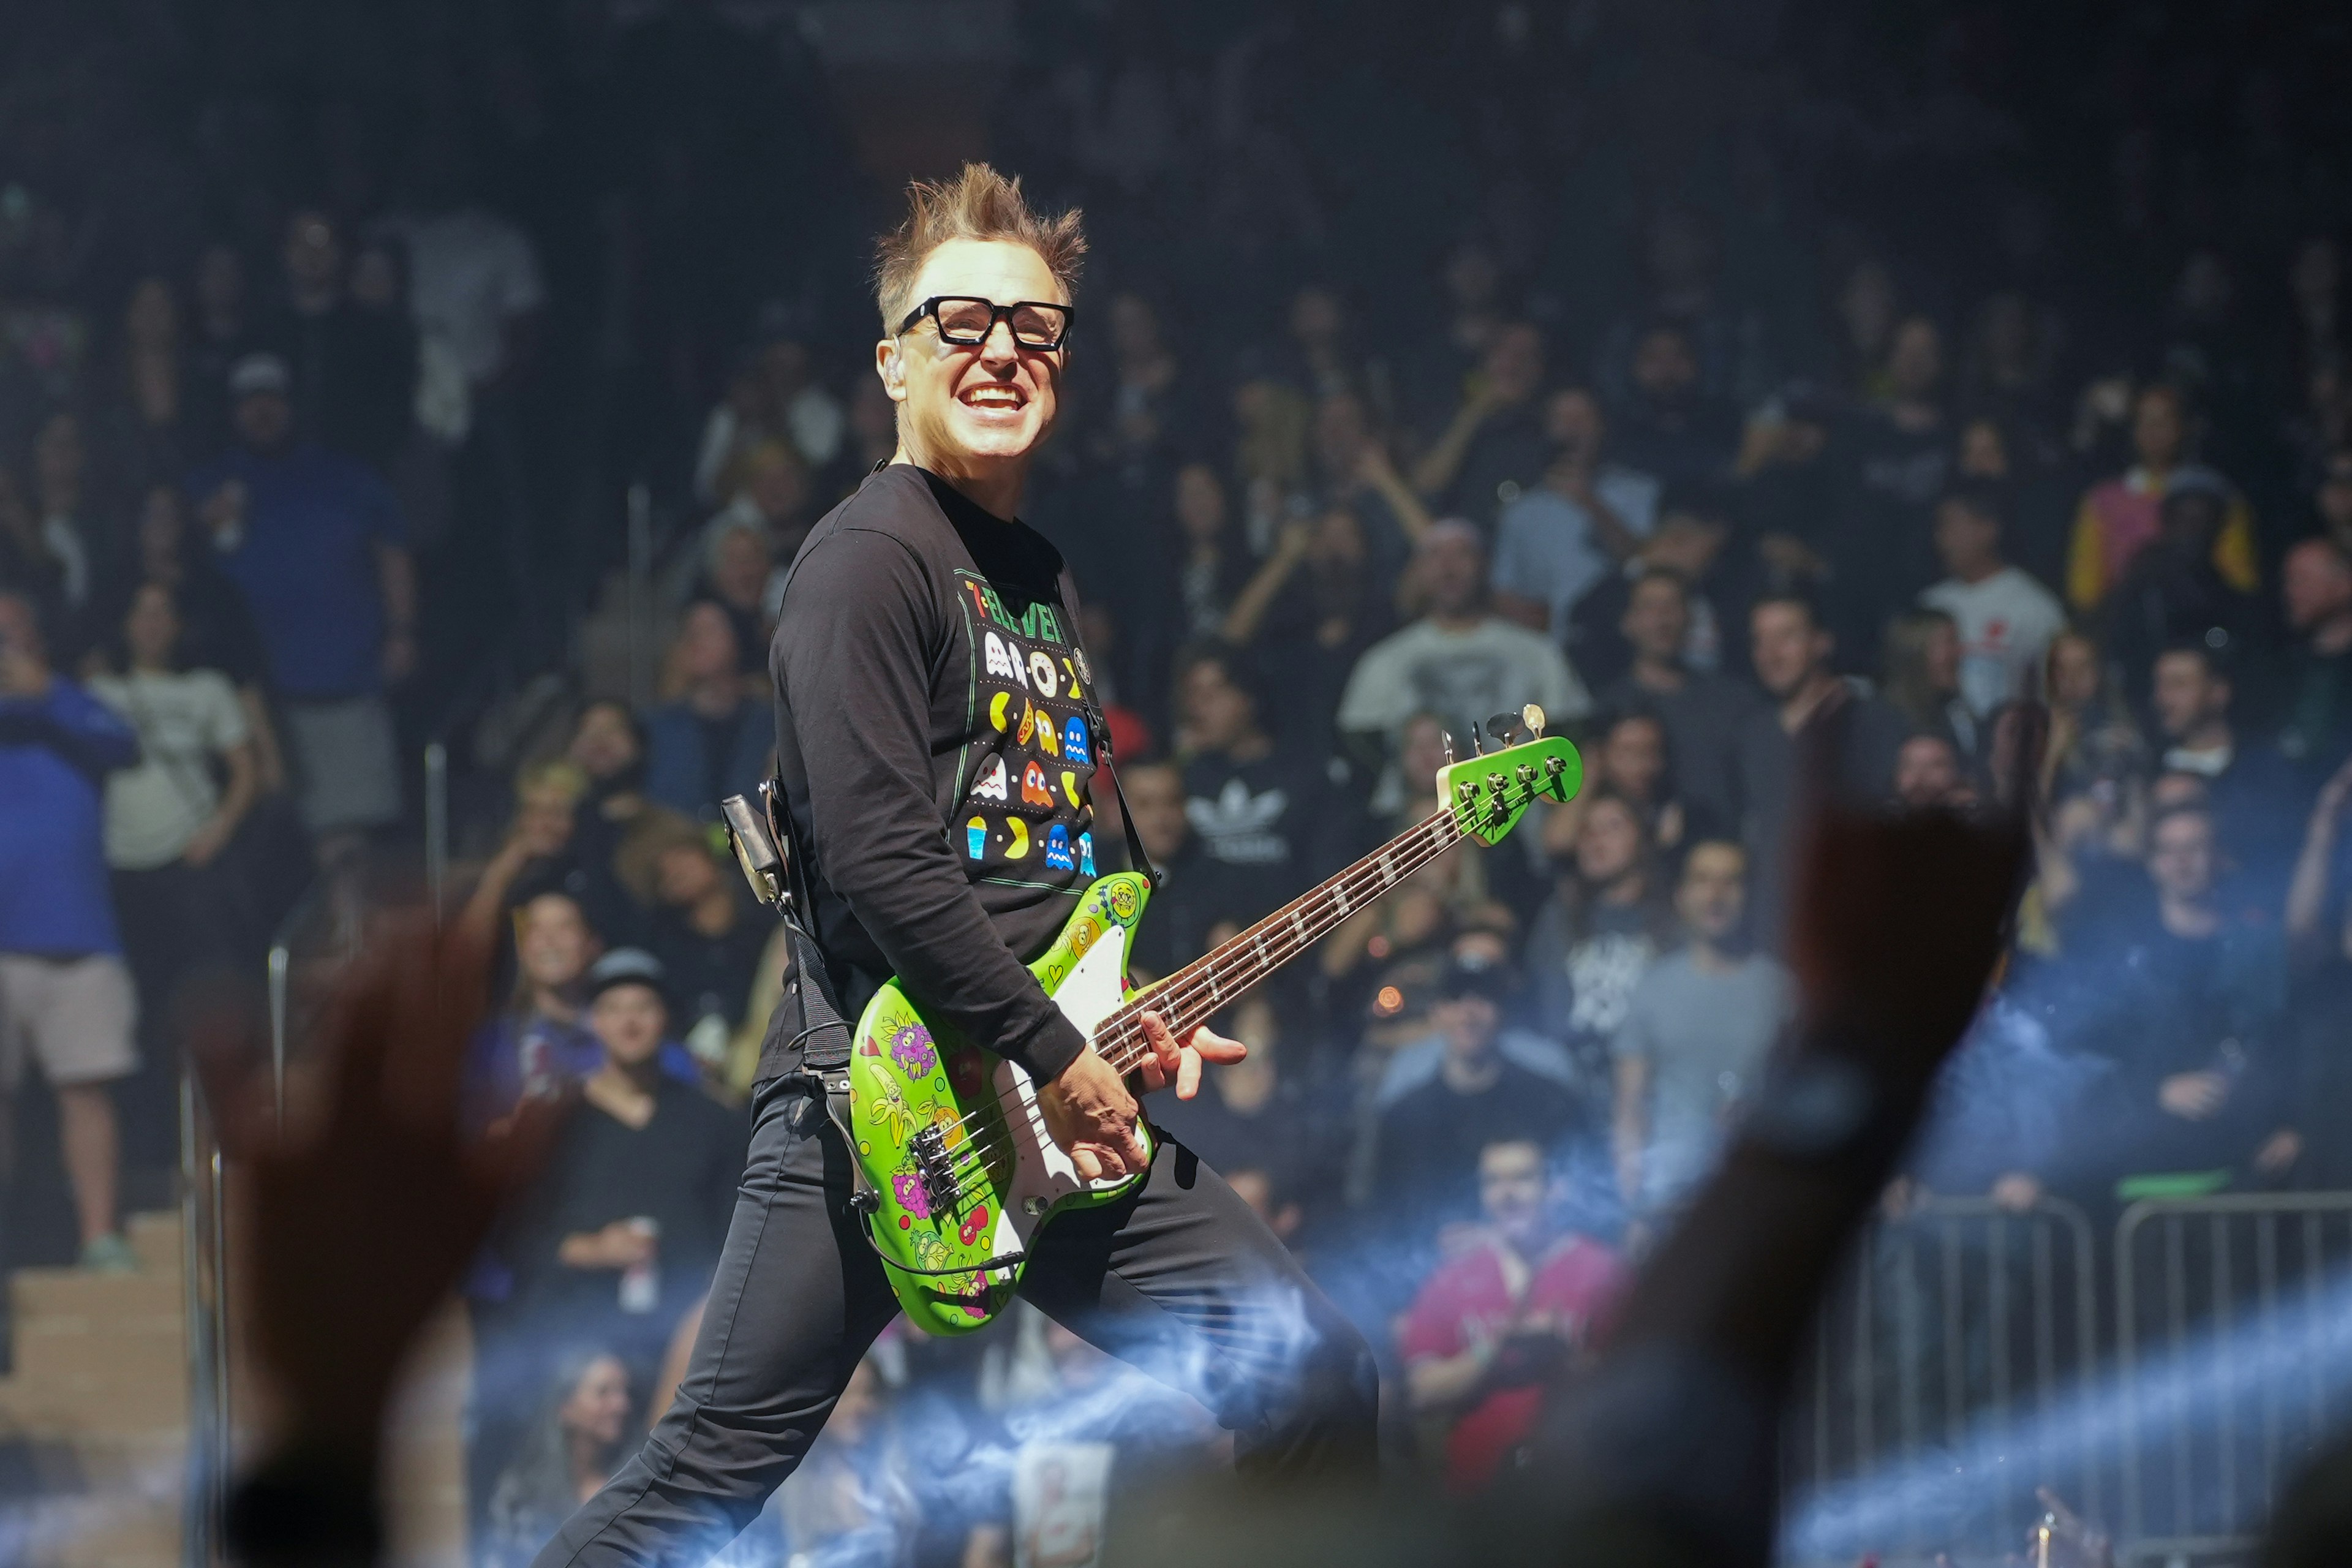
965, 816, 987, 859
1016, 701, 1036, 747
1061, 717, 1091, 764
1061, 656, 1084, 702
1044, 824, 1075, 871
989, 692, 1011, 731
1027, 650, 1060, 697
970, 756, 1009, 802
1078, 831, 1096, 876
1060, 769, 1080, 809
1005, 818, 1030, 858
1021, 761, 1052, 807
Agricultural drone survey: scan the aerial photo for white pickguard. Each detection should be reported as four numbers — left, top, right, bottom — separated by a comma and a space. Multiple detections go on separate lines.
978, 924, 1134, 1267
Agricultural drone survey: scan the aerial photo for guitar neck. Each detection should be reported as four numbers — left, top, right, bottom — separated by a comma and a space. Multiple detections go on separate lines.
1093, 807, 1467, 1076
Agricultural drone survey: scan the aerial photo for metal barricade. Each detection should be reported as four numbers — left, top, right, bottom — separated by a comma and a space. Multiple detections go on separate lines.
1787, 1195, 2101, 1559
2114, 1193, 2352, 1565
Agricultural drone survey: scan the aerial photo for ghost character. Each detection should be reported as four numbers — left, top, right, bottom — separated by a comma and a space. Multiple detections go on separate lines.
1061, 717, 1091, 764
984, 631, 1018, 682
1021, 761, 1052, 807
1078, 831, 1096, 875
971, 756, 1009, 802
1044, 824, 1075, 871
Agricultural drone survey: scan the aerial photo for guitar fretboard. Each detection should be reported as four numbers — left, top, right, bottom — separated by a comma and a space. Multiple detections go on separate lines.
1092, 804, 1468, 1075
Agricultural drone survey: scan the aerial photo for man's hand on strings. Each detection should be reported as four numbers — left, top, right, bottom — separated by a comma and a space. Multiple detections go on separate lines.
1133, 1008, 1248, 1100
1039, 1048, 1150, 1182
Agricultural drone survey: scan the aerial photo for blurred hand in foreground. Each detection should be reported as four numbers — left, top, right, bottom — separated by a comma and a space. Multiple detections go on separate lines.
196, 914, 560, 1468
1784, 710, 2035, 1095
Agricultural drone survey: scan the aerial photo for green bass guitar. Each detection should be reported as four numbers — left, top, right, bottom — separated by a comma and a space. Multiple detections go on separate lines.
845, 724, 1581, 1335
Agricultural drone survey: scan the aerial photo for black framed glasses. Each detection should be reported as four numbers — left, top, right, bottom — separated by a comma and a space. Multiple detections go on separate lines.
896, 296, 1076, 350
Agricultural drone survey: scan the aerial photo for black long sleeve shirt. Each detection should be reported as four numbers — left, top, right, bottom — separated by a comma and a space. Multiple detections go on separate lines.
763, 464, 1104, 1084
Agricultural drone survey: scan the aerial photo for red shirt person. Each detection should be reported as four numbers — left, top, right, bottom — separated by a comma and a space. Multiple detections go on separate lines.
1398, 1136, 1623, 1491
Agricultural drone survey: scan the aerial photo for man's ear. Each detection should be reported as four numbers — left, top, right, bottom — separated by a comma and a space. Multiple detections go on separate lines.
875, 339, 907, 403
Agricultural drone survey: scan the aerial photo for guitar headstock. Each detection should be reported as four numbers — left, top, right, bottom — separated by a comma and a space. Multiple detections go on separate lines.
1436, 722, 1583, 846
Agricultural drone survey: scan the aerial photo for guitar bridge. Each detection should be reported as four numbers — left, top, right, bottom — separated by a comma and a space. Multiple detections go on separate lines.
911, 1124, 962, 1215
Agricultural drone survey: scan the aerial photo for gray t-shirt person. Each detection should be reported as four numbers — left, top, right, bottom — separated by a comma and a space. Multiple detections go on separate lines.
1612, 948, 1796, 1210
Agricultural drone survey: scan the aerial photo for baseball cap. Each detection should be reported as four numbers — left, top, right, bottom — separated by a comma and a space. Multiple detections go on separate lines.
1433, 947, 1518, 1004
586, 948, 669, 1006
228, 352, 292, 398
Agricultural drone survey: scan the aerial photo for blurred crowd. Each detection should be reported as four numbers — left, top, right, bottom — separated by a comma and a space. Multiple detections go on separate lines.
4, 1, 2352, 1563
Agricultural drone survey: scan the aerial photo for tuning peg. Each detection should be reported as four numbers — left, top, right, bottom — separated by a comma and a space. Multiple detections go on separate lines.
1484, 712, 1526, 748
1523, 703, 1546, 738
1441, 731, 1456, 766
1468, 720, 1487, 756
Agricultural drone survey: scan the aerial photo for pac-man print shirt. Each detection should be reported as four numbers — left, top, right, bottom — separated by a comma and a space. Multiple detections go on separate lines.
767, 464, 1107, 1084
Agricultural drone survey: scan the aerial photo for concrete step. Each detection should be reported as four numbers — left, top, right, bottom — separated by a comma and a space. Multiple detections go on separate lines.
125, 1212, 181, 1276
13, 1268, 181, 1331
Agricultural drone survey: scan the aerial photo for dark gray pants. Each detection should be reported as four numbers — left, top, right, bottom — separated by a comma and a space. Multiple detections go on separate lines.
531, 1076, 1378, 1566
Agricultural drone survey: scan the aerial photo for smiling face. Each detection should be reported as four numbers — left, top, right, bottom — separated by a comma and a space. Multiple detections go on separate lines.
876, 238, 1068, 493
518, 894, 596, 993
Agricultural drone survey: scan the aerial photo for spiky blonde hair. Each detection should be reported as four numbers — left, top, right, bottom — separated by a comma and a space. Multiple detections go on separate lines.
873, 162, 1086, 334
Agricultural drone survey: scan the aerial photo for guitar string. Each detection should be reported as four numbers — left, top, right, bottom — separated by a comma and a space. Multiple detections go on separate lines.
910, 798, 1494, 1229
879, 767, 1558, 1234
921, 801, 1467, 1152
919, 784, 1495, 1155
916, 781, 1512, 1159
900, 809, 1472, 1220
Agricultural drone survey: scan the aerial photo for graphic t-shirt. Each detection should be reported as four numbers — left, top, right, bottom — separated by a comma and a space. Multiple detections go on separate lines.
1920, 566, 2068, 720
768, 465, 1108, 1083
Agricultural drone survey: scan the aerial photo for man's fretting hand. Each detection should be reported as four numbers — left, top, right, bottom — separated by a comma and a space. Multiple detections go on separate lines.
1132, 1008, 1247, 1100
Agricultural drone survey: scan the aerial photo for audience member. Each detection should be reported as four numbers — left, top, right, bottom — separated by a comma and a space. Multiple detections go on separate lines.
1490, 386, 1662, 641
1338, 521, 1589, 759
1369, 947, 1581, 1237
88, 582, 258, 1144
1920, 484, 2068, 720
691, 523, 780, 692
0, 590, 142, 1271
1608, 323, 1740, 492
1117, 758, 1237, 983
643, 601, 772, 823
464, 890, 605, 1131
1400, 1136, 1622, 1493
1175, 642, 1351, 919
1880, 606, 1975, 760
1412, 322, 1550, 529
2147, 643, 2302, 896
508, 949, 745, 1371
1611, 840, 1795, 1219
639, 821, 773, 1075
1732, 595, 1908, 946
2086, 805, 2301, 1196
2068, 382, 2258, 612
2275, 537, 2352, 778
1526, 793, 1677, 1114
484, 1351, 634, 1568
188, 352, 412, 853
2102, 468, 2268, 693
1593, 570, 1749, 831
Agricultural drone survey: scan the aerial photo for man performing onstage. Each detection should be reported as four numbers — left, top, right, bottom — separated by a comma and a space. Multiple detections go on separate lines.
533, 165, 1378, 1567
